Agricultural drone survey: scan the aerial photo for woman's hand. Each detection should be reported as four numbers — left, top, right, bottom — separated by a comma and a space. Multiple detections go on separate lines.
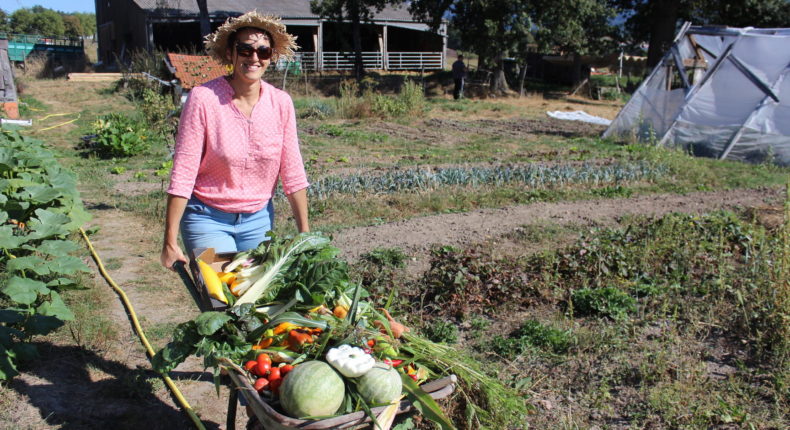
161, 242, 187, 270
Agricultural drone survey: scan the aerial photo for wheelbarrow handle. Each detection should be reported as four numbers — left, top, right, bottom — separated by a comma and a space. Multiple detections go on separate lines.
172, 260, 203, 309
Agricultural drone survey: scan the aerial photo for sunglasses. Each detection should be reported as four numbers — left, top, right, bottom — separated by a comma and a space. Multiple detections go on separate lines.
235, 42, 273, 60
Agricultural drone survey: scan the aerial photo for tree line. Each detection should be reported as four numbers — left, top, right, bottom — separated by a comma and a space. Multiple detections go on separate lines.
0, 6, 96, 39
308, 0, 790, 85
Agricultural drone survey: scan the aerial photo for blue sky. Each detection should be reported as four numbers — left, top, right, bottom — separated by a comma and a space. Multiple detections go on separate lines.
4, 0, 96, 14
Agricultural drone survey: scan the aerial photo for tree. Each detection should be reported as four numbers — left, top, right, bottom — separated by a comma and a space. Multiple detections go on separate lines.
530, 0, 617, 84
74, 12, 96, 38
450, 0, 533, 93
10, 7, 65, 36
63, 15, 84, 38
195, 0, 211, 38
311, 0, 399, 80
615, 0, 790, 68
0, 9, 10, 33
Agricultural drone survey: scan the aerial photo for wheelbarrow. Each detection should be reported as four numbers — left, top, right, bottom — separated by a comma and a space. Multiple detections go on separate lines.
173, 250, 457, 429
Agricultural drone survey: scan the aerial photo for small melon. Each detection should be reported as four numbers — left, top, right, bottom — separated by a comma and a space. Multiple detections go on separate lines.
356, 362, 402, 405
279, 361, 345, 418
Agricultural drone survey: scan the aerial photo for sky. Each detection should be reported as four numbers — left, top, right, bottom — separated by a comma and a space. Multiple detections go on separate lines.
4, 0, 96, 14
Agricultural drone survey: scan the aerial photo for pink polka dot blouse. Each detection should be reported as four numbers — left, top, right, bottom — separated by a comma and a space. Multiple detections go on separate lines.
167, 77, 309, 213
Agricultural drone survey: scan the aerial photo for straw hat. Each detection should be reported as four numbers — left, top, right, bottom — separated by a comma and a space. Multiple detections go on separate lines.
204, 11, 298, 64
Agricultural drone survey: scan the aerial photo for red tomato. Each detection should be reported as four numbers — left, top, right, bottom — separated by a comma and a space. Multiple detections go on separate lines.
256, 353, 272, 366
279, 364, 294, 375
269, 378, 282, 395
255, 362, 271, 376
267, 367, 281, 382
409, 374, 418, 381
243, 360, 258, 372
253, 378, 269, 392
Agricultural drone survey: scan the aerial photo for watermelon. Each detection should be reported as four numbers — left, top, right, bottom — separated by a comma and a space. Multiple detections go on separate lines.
356, 362, 402, 405
279, 361, 345, 418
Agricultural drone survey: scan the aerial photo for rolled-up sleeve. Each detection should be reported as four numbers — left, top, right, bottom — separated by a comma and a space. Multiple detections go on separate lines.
167, 90, 206, 199
278, 95, 309, 195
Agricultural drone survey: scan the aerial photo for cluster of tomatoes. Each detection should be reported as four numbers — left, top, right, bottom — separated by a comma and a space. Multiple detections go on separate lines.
243, 352, 294, 395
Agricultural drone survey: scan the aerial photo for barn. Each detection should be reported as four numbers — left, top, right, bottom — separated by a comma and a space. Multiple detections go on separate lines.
95, 0, 446, 71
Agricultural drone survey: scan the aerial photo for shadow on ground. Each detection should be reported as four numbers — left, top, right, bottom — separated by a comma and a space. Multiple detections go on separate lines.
10, 342, 222, 430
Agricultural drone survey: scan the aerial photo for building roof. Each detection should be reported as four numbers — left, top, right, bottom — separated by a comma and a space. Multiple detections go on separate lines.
133, 0, 416, 22
166, 53, 226, 89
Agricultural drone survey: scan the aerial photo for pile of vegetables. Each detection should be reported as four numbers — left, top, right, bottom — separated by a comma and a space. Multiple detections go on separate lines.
154, 232, 525, 428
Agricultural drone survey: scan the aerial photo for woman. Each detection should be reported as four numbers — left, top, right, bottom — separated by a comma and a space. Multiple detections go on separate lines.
161, 12, 309, 270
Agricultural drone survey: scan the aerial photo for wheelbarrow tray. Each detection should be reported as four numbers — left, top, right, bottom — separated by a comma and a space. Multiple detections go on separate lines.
174, 247, 233, 312
227, 369, 457, 430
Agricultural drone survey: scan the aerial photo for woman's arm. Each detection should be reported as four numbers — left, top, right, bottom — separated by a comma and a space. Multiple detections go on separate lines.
286, 188, 309, 233
160, 194, 188, 269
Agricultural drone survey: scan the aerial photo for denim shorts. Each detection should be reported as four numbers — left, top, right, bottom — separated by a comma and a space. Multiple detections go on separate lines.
180, 196, 274, 259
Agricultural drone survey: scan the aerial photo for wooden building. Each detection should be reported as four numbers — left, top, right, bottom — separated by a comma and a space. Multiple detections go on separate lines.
95, 0, 446, 71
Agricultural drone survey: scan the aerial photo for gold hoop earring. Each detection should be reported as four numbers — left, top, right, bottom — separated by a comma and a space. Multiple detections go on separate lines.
226, 64, 234, 75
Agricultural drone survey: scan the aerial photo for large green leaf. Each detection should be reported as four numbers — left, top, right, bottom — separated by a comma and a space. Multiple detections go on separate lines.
46, 277, 83, 290
0, 226, 28, 249
7, 255, 50, 276
22, 239, 79, 257
24, 185, 62, 205
195, 312, 233, 336
2, 277, 50, 305
151, 321, 201, 373
0, 344, 20, 380
37, 292, 74, 321
27, 209, 71, 240
47, 255, 90, 275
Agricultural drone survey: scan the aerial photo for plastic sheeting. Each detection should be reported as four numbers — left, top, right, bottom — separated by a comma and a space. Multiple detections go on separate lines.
546, 110, 612, 126
603, 25, 790, 166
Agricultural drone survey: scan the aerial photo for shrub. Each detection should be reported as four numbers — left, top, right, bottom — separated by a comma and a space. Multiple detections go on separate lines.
490, 319, 572, 358
90, 113, 152, 158
294, 98, 335, 119
421, 319, 460, 344
571, 286, 636, 319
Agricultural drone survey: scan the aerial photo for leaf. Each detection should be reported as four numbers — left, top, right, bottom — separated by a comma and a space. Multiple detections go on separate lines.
152, 321, 201, 373
7, 255, 50, 276
12, 342, 39, 362
2, 277, 50, 305
47, 255, 90, 275
400, 372, 456, 430
46, 277, 83, 290
37, 291, 75, 321
23, 185, 62, 205
0, 344, 20, 381
194, 312, 232, 336
27, 209, 71, 240
0, 226, 28, 249
22, 239, 79, 257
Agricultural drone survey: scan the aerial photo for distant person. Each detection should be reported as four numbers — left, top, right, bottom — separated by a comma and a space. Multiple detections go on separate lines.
452, 54, 467, 100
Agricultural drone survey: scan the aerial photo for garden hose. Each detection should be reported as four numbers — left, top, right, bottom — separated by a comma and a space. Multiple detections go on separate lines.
37, 112, 81, 132
78, 228, 207, 430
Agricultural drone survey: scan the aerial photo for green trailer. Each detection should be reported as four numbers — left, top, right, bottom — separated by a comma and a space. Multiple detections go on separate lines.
0, 33, 84, 62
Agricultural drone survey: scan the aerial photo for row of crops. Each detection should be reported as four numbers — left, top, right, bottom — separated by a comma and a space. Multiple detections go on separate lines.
307, 162, 670, 199
0, 131, 91, 380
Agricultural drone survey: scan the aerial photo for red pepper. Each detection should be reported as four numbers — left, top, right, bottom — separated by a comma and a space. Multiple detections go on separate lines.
383, 359, 403, 367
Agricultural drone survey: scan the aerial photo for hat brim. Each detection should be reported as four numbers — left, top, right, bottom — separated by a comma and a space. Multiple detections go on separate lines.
204, 11, 298, 65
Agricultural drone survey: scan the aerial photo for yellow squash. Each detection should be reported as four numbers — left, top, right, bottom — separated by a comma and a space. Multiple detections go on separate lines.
197, 258, 228, 304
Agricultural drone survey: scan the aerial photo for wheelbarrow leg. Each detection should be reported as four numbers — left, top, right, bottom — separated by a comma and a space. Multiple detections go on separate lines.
227, 388, 237, 430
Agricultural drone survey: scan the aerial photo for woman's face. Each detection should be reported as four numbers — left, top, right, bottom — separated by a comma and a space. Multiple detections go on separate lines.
227, 28, 272, 84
